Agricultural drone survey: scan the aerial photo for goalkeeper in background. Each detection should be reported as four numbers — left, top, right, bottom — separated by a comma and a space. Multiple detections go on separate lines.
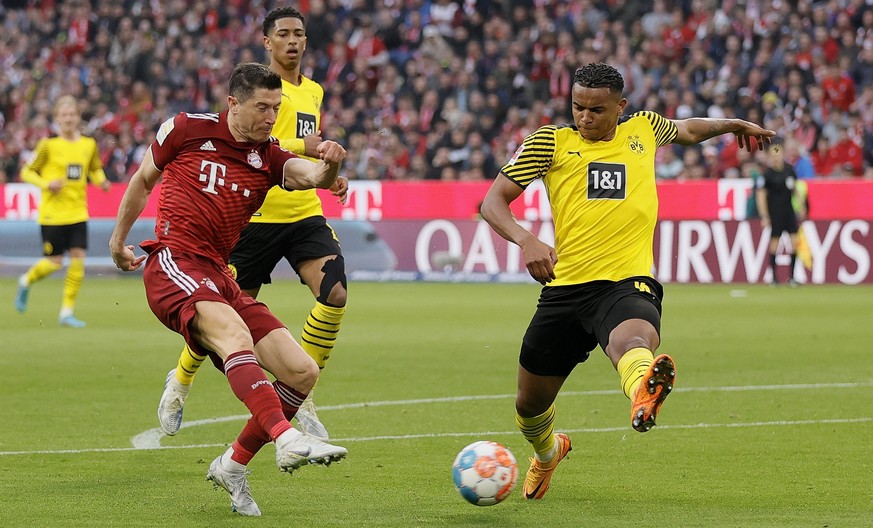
158, 6, 349, 441
15, 94, 111, 327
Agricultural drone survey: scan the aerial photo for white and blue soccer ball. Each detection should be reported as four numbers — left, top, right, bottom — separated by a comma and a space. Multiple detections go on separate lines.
452, 440, 518, 506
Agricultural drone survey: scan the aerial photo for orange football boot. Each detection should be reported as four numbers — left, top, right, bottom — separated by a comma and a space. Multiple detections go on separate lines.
631, 354, 676, 432
522, 433, 572, 499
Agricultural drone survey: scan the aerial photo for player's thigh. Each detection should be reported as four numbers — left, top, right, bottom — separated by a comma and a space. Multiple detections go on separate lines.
282, 218, 343, 282
144, 247, 250, 360
189, 300, 254, 359
597, 277, 663, 361
229, 223, 286, 289
519, 285, 597, 378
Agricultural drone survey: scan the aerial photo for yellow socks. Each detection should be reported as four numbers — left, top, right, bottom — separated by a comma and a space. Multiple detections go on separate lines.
60, 258, 84, 316
617, 347, 655, 399
175, 344, 207, 385
301, 302, 345, 368
25, 257, 62, 286
516, 404, 557, 461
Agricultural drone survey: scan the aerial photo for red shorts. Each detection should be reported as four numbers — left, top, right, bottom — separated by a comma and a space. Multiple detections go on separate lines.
141, 242, 285, 366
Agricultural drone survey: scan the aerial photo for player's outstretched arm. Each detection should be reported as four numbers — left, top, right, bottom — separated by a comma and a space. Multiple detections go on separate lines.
672, 118, 776, 152
282, 140, 346, 191
481, 175, 557, 285
110, 148, 161, 271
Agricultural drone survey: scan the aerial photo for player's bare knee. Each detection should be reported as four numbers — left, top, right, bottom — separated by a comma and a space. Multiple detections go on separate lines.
515, 395, 550, 418
325, 283, 347, 307
276, 354, 319, 390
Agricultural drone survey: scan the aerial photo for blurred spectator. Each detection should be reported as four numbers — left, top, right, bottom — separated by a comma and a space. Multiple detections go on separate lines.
0, 0, 871, 182
783, 137, 816, 180
655, 145, 684, 180
810, 136, 840, 178
678, 148, 707, 180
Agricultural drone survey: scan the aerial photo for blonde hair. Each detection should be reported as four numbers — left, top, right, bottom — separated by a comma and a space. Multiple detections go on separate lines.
53, 95, 79, 116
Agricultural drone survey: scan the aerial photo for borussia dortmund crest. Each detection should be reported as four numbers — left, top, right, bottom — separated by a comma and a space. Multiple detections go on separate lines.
627, 135, 645, 155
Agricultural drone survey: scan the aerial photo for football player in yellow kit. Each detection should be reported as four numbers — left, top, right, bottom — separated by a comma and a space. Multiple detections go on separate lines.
481, 62, 775, 500
16, 95, 111, 327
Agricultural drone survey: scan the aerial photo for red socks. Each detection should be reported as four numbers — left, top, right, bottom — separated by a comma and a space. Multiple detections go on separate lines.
224, 351, 290, 441
274, 380, 307, 420
230, 417, 272, 465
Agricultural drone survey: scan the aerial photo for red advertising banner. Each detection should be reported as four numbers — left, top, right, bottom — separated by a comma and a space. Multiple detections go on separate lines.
359, 219, 873, 284
1, 179, 872, 221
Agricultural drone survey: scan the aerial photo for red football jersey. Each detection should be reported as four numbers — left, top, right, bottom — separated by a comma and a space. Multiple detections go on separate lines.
147, 111, 297, 263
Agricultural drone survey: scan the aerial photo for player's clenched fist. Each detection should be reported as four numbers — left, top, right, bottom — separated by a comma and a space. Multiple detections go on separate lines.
317, 140, 346, 164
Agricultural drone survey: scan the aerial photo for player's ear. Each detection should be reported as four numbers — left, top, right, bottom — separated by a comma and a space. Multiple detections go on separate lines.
617, 97, 628, 114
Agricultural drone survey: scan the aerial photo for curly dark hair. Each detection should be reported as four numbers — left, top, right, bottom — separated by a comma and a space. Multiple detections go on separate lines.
573, 63, 624, 95
263, 6, 305, 36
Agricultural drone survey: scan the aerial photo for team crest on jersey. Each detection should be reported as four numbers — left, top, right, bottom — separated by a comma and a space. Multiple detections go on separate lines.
201, 277, 219, 293
627, 134, 645, 155
247, 151, 263, 168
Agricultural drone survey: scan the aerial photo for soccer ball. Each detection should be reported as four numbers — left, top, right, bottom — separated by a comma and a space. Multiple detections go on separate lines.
452, 440, 518, 506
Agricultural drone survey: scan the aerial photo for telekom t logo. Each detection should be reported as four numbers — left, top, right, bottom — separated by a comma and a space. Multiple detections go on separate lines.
3, 183, 40, 220
198, 160, 251, 197
717, 179, 754, 220
342, 181, 383, 220
199, 160, 225, 195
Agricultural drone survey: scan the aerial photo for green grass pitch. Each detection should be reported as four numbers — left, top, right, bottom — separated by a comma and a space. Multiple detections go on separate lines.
0, 277, 871, 527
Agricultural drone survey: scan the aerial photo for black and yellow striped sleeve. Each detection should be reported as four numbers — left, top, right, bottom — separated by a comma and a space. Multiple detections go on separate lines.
499, 125, 557, 188
19, 139, 50, 189
635, 111, 678, 147
87, 138, 108, 186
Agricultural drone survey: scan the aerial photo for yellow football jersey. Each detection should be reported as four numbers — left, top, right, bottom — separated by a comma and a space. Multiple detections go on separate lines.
20, 135, 106, 226
500, 111, 677, 286
251, 75, 324, 224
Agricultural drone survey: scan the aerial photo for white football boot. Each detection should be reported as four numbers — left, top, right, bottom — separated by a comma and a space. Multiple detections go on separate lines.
275, 428, 348, 473
206, 451, 261, 516
295, 391, 329, 441
157, 369, 189, 435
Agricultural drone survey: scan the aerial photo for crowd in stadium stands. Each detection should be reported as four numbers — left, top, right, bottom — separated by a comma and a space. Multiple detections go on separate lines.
0, 0, 871, 185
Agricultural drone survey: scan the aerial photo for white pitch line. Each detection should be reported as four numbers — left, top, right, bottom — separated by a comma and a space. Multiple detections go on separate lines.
1, 417, 871, 457
0, 381, 870, 457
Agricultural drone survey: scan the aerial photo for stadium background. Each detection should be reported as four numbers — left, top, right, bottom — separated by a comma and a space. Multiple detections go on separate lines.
0, 0, 872, 283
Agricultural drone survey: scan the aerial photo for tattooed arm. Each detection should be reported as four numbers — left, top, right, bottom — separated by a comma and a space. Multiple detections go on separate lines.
672, 118, 776, 152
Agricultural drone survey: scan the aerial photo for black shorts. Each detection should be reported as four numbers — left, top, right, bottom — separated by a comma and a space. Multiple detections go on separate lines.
41, 222, 88, 256
769, 206, 798, 236
229, 217, 343, 290
519, 276, 664, 377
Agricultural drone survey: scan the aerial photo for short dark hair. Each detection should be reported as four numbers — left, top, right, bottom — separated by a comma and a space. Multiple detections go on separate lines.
574, 63, 624, 95
263, 6, 305, 36
229, 62, 282, 102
